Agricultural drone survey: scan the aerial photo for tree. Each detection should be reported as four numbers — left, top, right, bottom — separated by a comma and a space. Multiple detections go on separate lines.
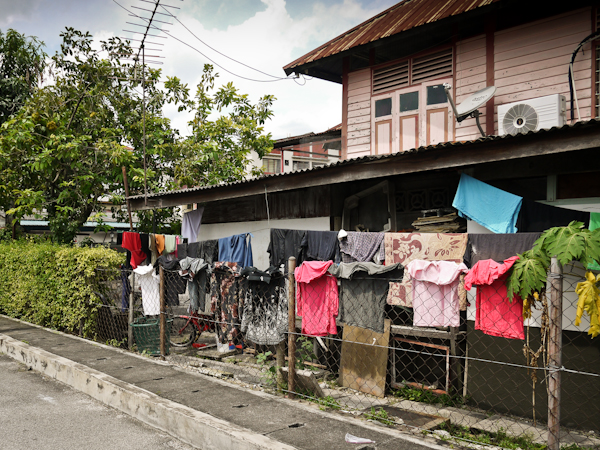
0, 28, 274, 243
172, 65, 275, 187
0, 28, 46, 125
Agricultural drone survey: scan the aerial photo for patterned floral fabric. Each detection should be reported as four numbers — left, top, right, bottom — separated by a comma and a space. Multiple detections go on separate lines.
384, 233, 468, 308
210, 262, 244, 344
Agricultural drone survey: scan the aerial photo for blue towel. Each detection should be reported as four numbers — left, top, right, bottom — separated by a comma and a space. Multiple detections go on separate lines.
218, 233, 253, 267
452, 173, 523, 234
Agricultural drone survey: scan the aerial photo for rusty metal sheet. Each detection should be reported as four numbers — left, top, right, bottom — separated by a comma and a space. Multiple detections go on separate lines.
284, 0, 498, 71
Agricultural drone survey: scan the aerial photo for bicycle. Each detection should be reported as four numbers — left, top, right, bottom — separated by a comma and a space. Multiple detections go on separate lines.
169, 311, 215, 347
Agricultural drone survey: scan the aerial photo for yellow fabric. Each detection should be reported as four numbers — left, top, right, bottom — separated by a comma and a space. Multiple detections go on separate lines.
574, 271, 600, 339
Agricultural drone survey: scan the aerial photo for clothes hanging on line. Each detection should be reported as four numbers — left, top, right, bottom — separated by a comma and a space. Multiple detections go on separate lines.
453, 173, 523, 234
177, 243, 188, 259
218, 233, 253, 267
328, 262, 402, 334
155, 234, 165, 255
240, 266, 288, 346
407, 260, 468, 328
182, 207, 204, 243
464, 256, 524, 340
140, 234, 151, 265
464, 233, 540, 267
155, 255, 186, 306
338, 231, 385, 264
164, 235, 177, 255
384, 232, 468, 308
302, 231, 340, 263
194, 240, 219, 264
267, 229, 307, 268
179, 257, 210, 313
295, 260, 339, 337
211, 262, 245, 345
515, 199, 590, 232
132, 264, 160, 316
149, 234, 158, 264
122, 232, 147, 269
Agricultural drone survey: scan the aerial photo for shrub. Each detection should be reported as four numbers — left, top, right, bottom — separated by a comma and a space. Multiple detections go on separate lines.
0, 239, 124, 337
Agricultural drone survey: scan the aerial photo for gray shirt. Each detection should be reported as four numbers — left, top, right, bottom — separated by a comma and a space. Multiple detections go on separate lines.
328, 262, 403, 334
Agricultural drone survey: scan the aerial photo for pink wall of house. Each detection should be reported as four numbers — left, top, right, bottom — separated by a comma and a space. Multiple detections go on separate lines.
343, 7, 595, 156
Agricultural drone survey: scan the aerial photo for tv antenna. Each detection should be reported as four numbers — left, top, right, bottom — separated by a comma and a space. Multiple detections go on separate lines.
114, 0, 182, 207
443, 84, 496, 137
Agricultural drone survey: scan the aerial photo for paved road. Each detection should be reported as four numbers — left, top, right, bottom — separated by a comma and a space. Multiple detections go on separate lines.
0, 353, 195, 450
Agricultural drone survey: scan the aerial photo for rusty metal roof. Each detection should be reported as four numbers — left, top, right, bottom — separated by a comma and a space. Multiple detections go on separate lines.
284, 0, 500, 73
128, 118, 600, 210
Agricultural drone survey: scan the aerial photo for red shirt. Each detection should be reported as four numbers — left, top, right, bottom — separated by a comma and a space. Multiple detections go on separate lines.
464, 256, 524, 340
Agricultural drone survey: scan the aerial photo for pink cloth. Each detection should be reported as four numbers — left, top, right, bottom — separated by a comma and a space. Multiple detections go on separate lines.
384, 233, 469, 308
407, 260, 468, 327
464, 256, 524, 340
295, 261, 339, 336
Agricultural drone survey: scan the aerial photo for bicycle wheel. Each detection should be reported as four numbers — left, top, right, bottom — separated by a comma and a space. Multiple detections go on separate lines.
169, 316, 196, 347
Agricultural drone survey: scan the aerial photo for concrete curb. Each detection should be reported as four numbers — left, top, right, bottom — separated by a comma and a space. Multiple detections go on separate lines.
0, 334, 297, 450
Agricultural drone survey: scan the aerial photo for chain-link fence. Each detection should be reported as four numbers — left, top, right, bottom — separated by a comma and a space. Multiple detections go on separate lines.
84, 258, 600, 449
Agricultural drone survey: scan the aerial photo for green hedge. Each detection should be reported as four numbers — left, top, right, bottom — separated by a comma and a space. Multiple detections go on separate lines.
0, 240, 124, 337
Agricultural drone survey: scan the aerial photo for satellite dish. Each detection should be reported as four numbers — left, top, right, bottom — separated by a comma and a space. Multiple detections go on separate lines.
456, 86, 496, 117
444, 84, 496, 137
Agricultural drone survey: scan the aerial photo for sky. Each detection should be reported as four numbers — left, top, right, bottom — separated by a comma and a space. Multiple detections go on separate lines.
0, 0, 398, 139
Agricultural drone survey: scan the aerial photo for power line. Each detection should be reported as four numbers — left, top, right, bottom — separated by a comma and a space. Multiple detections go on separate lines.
157, 4, 288, 80
113, 0, 298, 84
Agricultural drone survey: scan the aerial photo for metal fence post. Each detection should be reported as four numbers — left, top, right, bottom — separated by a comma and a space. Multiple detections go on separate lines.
128, 272, 135, 350
547, 256, 563, 450
159, 266, 166, 360
287, 257, 297, 398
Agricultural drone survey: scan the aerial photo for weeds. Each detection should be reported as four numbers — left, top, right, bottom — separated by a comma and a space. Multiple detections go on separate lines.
392, 384, 466, 408
256, 351, 277, 386
296, 336, 317, 370
364, 407, 396, 426
105, 338, 127, 348
440, 423, 546, 450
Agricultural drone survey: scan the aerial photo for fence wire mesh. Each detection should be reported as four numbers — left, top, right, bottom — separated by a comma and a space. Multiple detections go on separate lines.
83, 260, 600, 449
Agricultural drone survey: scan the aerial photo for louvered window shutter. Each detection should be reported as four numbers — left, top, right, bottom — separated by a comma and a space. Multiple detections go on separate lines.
411, 49, 452, 84
373, 61, 409, 94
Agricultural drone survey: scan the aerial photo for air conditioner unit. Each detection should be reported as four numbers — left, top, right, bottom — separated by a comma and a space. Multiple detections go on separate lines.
498, 94, 566, 136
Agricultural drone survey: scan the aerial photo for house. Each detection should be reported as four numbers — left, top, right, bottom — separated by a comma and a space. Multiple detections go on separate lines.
260, 124, 342, 175
283, 0, 599, 160
128, 0, 600, 431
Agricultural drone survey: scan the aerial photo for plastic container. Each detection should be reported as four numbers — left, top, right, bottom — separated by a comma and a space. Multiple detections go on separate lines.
131, 317, 172, 356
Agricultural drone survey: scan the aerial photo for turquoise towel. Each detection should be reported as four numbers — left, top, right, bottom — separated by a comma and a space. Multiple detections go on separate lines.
452, 173, 523, 234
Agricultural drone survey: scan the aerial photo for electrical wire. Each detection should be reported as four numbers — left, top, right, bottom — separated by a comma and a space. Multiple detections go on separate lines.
157, 4, 289, 81
113, 0, 298, 84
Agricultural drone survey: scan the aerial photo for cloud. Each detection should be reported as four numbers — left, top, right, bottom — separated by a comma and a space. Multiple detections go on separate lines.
155, 0, 392, 138
0, 0, 43, 26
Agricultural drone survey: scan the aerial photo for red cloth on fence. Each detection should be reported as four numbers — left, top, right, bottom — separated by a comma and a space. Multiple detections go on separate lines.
464, 256, 524, 340
295, 261, 338, 336
122, 232, 147, 269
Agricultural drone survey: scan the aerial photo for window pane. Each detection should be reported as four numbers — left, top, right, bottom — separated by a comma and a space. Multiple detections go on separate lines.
263, 158, 281, 173
427, 84, 447, 105
374, 98, 392, 117
292, 161, 310, 171
399, 91, 419, 112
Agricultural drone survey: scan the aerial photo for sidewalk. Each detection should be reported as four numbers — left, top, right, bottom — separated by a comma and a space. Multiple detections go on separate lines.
0, 315, 445, 450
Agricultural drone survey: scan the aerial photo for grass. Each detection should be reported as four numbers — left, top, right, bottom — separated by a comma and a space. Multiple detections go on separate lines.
392, 384, 467, 408
307, 394, 342, 411
364, 406, 397, 426
438, 423, 591, 450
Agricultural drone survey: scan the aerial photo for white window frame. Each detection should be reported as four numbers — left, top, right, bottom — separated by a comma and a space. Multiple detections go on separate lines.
370, 77, 454, 154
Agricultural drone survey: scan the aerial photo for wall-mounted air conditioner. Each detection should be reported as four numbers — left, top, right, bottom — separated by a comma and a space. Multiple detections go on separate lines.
497, 94, 566, 136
